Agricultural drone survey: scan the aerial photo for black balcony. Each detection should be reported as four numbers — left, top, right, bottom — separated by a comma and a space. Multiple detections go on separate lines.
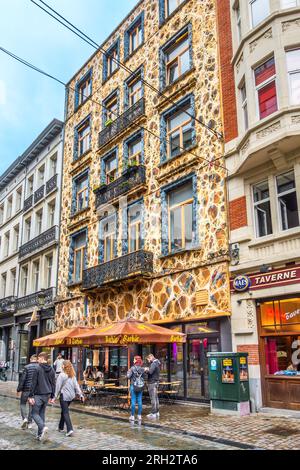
0, 296, 17, 314
19, 226, 58, 259
46, 174, 58, 195
16, 288, 56, 311
98, 98, 145, 149
82, 250, 153, 290
24, 195, 33, 212
94, 165, 146, 208
34, 185, 45, 204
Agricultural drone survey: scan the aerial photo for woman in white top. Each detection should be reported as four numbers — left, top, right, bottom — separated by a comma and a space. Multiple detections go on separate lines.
55, 360, 84, 437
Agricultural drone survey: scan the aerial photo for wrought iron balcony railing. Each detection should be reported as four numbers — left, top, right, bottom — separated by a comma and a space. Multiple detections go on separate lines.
34, 185, 45, 204
16, 288, 56, 311
94, 165, 146, 208
98, 98, 145, 149
46, 174, 58, 195
82, 250, 153, 290
19, 226, 59, 259
24, 195, 33, 212
0, 296, 17, 314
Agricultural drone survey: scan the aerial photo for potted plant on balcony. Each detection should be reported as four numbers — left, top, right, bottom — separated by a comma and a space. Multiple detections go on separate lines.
105, 119, 113, 127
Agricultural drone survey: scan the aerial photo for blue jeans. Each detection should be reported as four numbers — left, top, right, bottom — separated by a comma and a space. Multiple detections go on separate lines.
130, 385, 143, 416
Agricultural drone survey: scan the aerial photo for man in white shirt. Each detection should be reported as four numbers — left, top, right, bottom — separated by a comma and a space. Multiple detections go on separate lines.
54, 353, 64, 378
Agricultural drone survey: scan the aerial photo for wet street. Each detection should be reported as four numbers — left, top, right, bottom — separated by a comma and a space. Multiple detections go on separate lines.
0, 396, 239, 450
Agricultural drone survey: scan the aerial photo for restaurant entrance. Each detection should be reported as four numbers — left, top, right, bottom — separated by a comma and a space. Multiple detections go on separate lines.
258, 296, 300, 410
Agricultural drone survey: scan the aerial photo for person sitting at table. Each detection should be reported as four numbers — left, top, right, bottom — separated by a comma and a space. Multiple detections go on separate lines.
83, 366, 94, 382
127, 356, 146, 424
94, 366, 104, 384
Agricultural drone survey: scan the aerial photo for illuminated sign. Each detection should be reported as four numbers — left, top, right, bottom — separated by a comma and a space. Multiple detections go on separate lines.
233, 275, 251, 292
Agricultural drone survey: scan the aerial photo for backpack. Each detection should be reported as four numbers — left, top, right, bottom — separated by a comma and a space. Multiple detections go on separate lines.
132, 366, 144, 393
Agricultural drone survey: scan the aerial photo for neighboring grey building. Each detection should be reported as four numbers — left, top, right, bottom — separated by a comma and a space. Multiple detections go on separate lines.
0, 119, 64, 379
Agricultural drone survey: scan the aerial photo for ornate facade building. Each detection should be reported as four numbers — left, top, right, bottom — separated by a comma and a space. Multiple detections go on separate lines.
55, 0, 231, 401
0, 119, 63, 379
218, 0, 300, 410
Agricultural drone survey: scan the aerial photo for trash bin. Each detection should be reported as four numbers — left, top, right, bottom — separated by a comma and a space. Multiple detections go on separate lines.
207, 352, 250, 416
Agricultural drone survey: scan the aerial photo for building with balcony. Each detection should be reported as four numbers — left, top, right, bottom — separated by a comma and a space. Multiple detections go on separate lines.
56, 0, 231, 401
218, 0, 300, 410
0, 119, 64, 378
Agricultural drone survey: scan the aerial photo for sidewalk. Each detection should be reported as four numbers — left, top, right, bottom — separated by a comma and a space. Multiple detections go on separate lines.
1, 381, 299, 450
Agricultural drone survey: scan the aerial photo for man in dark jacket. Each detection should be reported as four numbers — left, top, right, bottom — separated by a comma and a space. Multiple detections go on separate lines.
28, 352, 55, 442
145, 354, 161, 419
17, 354, 39, 429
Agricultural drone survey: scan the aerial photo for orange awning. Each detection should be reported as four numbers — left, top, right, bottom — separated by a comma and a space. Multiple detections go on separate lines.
72, 318, 186, 346
33, 327, 93, 347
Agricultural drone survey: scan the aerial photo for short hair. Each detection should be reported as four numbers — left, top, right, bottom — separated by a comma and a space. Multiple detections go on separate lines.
38, 352, 49, 361
30, 355, 37, 361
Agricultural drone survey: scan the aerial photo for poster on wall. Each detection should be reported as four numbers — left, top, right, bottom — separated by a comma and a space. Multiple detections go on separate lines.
222, 358, 235, 383
239, 356, 249, 381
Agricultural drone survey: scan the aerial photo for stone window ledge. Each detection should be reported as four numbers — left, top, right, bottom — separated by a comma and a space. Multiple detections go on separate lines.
159, 67, 196, 96
73, 96, 92, 115
159, 245, 202, 260
248, 226, 300, 249
67, 281, 83, 289
124, 43, 144, 63
70, 151, 92, 176
70, 207, 90, 220
156, 76, 197, 112
159, 0, 190, 28
159, 143, 198, 168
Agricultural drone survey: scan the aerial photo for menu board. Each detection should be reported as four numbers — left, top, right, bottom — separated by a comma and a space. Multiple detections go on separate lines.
239, 357, 248, 381
222, 358, 235, 383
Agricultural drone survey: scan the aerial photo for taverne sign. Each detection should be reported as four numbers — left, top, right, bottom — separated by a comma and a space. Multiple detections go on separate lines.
231, 265, 300, 292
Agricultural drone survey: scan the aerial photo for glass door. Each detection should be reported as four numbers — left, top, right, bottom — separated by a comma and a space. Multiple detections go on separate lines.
187, 336, 219, 399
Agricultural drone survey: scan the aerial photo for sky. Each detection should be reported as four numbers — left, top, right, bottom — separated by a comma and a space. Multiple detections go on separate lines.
0, 0, 137, 175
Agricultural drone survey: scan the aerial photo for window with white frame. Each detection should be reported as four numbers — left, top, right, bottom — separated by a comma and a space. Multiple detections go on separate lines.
13, 224, 19, 252
10, 268, 16, 297
249, 0, 269, 28
27, 175, 34, 196
240, 81, 249, 130
4, 232, 10, 257
286, 49, 300, 105
235, 2, 242, 42
276, 170, 299, 231
48, 200, 56, 227
50, 154, 57, 178
253, 181, 273, 237
21, 265, 28, 296
0, 205, 4, 225
281, 0, 300, 8
6, 196, 13, 220
1, 273, 7, 298
16, 187, 22, 212
32, 260, 40, 292
45, 253, 53, 288
38, 165, 45, 187
36, 209, 43, 236
254, 57, 278, 120
24, 217, 31, 242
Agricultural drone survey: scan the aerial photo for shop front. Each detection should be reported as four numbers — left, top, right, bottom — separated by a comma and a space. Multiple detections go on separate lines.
258, 296, 300, 410
86, 317, 231, 402
231, 264, 300, 411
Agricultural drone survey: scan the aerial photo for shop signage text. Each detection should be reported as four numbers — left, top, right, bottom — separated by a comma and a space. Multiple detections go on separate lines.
231, 265, 300, 292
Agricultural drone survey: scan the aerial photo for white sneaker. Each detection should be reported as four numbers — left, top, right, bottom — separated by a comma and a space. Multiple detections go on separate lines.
147, 413, 157, 419
21, 418, 28, 430
156, 412, 160, 419
137, 415, 142, 422
129, 416, 135, 422
66, 430, 74, 437
28, 423, 33, 430
39, 426, 48, 442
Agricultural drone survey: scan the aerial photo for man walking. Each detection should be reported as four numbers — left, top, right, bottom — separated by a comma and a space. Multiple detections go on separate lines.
145, 354, 161, 419
54, 353, 64, 379
17, 354, 39, 430
28, 352, 55, 442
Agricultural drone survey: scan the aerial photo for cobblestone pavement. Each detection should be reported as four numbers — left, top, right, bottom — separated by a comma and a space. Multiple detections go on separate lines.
2, 382, 300, 450
0, 395, 237, 450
